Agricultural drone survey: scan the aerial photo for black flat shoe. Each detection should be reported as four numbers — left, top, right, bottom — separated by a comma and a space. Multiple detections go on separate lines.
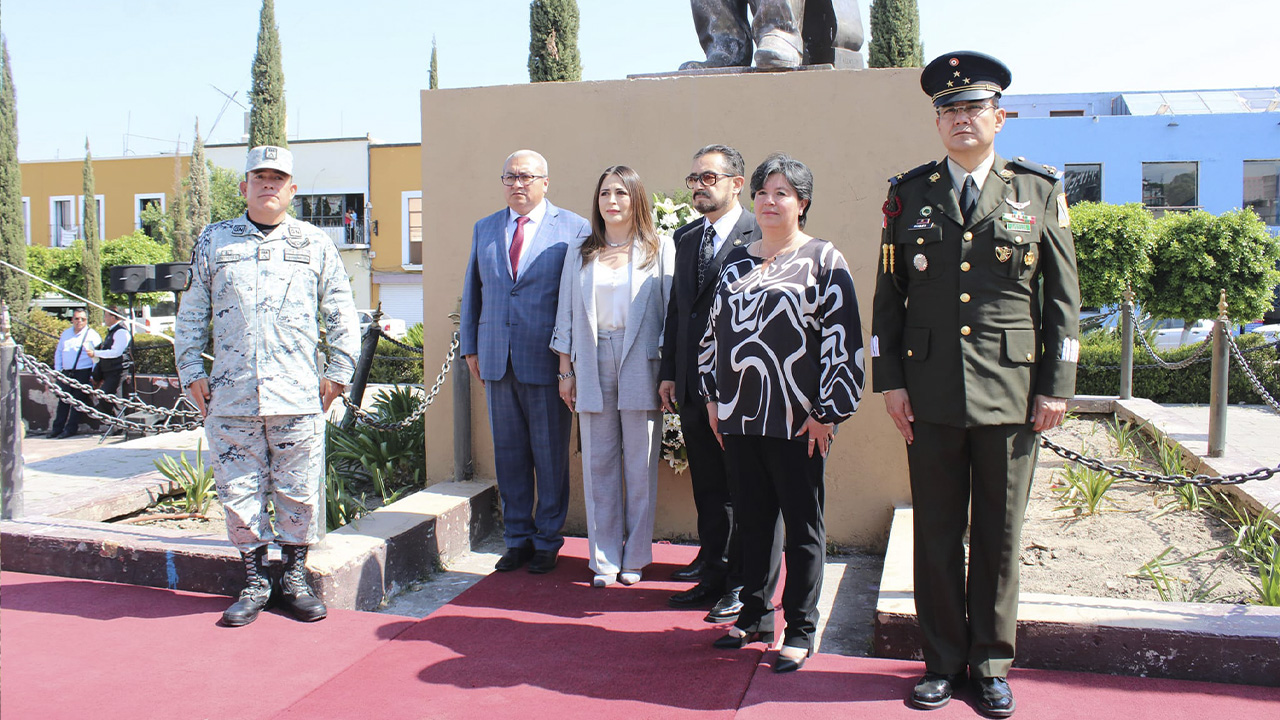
712, 628, 774, 649
670, 559, 708, 582
773, 642, 813, 673
909, 671, 966, 710
704, 588, 743, 623
977, 677, 1015, 718
494, 544, 534, 572
668, 580, 721, 608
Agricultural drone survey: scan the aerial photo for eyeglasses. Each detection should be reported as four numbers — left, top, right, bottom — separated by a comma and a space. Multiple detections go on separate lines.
937, 103, 995, 122
72, 315, 87, 322
685, 171, 735, 189
501, 173, 547, 187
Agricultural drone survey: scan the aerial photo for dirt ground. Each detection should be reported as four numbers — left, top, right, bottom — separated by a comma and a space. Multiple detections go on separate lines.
1020, 414, 1259, 603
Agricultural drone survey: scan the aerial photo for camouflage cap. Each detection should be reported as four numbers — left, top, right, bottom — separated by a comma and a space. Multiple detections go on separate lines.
245, 145, 293, 176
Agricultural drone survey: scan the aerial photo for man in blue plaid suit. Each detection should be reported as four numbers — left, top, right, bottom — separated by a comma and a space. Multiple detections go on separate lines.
460, 149, 591, 574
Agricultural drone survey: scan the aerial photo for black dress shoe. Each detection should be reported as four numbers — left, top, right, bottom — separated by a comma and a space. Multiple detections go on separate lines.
670, 558, 708, 582
526, 549, 558, 574
55, 431, 76, 439
909, 671, 966, 710
773, 642, 813, 673
712, 628, 774, 649
977, 677, 1015, 718
667, 580, 720, 608
704, 588, 743, 622
494, 544, 534, 572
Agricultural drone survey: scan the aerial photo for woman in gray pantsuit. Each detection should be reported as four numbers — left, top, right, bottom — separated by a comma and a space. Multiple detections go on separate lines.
551, 165, 675, 587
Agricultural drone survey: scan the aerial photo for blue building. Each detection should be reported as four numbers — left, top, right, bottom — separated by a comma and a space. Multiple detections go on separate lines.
997, 88, 1280, 229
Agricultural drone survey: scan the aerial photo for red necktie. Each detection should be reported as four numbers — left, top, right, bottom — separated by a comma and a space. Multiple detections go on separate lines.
510, 216, 530, 279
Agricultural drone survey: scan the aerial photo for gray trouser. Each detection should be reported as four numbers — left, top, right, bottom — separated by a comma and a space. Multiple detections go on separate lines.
205, 413, 326, 552
578, 330, 660, 576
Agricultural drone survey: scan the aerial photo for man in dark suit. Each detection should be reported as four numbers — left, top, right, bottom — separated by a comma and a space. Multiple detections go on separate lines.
460, 149, 591, 575
872, 52, 1080, 718
659, 144, 779, 623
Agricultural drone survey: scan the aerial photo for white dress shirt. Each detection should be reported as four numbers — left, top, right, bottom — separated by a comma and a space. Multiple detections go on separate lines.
947, 151, 997, 196
94, 321, 132, 359
704, 203, 744, 256
54, 327, 100, 371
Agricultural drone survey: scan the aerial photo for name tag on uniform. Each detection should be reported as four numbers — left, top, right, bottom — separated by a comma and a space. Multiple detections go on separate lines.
284, 249, 311, 263
216, 250, 243, 263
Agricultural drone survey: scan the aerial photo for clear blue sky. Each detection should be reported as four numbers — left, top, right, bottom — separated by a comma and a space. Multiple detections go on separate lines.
6, 0, 1278, 161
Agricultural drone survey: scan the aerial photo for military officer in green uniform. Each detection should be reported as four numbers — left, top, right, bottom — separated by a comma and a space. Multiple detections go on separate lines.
871, 51, 1080, 718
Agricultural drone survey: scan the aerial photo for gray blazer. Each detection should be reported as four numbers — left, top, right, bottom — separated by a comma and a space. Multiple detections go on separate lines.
550, 236, 675, 412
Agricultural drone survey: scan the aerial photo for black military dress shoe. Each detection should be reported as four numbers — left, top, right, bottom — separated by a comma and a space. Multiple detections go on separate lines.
527, 549, 558, 574
704, 588, 744, 623
909, 671, 966, 710
670, 558, 708, 582
494, 544, 534, 572
977, 677, 1015, 718
667, 580, 721, 608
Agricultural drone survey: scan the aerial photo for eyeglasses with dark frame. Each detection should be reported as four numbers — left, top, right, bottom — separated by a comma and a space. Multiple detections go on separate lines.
937, 102, 996, 122
501, 173, 548, 187
685, 171, 736, 189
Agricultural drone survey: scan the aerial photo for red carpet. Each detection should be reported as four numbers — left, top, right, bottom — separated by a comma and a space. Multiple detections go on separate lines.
4, 538, 1279, 720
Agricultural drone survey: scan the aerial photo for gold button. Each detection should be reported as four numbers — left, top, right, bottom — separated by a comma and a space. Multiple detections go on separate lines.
1026, 352, 1034, 361
1015, 236, 1024, 244
960, 262, 971, 271
960, 325, 971, 336
907, 350, 914, 357
963, 231, 973, 241
960, 293, 971, 303
916, 238, 924, 245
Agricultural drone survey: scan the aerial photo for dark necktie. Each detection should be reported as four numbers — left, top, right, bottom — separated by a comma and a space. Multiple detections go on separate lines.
510, 216, 530, 279
961, 175, 979, 222
697, 222, 716, 287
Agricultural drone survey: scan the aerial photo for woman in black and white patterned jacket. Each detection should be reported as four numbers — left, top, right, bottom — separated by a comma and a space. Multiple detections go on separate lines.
699, 153, 865, 673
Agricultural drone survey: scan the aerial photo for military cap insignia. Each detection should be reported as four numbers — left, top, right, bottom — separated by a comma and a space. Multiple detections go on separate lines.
258, 248, 271, 261
995, 246, 1013, 263
264, 147, 278, 160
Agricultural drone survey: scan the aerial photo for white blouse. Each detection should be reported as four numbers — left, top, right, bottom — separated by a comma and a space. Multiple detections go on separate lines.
593, 257, 631, 331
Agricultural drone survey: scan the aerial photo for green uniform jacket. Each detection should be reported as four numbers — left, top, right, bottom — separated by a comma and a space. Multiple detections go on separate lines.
871, 155, 1081, 427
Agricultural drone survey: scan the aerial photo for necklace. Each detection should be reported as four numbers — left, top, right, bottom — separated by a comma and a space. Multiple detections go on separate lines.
604, 237, 633, 248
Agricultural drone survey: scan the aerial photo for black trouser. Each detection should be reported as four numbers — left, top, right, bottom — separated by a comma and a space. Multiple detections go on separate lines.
50, 368, 93, 436
678, 397, 733, 581
907, 420, 1038, 680
724, 433, 825, 649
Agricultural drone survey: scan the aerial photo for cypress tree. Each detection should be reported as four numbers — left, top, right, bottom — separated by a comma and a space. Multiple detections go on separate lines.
429, 36, 439, 90
868, 0, 924, 69
0, 35, 29, 319
528, 0, 581, 83
249, 0, 287, 148
81, 140, 103, 325
170, 148, 191, 258
184, 119, 210, 259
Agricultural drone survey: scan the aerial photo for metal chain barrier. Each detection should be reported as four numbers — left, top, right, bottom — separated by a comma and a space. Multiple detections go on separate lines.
1133, 329, 1212, 370
1225, 332, 1280, 413
1040, 435, 1278, 488
16, 349, 202, 420
377, 331, 426, 355
18, 353, 203, 433
1084, 336, 1280, 371
340, 331, 458, 431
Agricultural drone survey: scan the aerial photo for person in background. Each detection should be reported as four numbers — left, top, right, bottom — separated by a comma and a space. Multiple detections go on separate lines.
88, 306, 134, 402
47, 308, 100, 438
551, 165, 675, 587
700, 153, 864, 673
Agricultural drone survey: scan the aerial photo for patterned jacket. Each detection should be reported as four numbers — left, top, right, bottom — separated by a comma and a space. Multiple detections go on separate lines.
175, 214, 359, 416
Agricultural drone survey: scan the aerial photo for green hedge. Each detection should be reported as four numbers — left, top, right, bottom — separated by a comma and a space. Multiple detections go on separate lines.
1077, 330, 1280, 403
367, 338, 425, 384
132, 334, 179, 375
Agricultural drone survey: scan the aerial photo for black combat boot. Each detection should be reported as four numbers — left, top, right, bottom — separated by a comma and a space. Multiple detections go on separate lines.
278, 544, 327, 622
222, 546, 272, 627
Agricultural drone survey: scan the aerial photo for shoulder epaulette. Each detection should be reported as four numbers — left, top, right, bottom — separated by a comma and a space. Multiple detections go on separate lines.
888, 160, 938, 187
1009, 156, 1060, 180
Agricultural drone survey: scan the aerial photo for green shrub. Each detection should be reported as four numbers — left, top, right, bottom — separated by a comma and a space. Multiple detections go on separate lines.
12, 308, 67, 363
1076, 330, 1279, 403
132, 334, 178, 375
367, 336, 424, 384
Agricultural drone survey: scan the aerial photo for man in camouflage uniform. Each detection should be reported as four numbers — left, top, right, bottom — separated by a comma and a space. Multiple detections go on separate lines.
175, 145, 359, 627
872, 52, 1080, 717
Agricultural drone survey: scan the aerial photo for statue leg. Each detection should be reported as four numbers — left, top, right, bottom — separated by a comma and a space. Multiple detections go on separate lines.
681, 0, 753, 70
751, 0, 805, 68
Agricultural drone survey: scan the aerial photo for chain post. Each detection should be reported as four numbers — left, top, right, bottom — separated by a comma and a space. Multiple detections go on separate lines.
1208, 289, 1230, 457
1, 302, 23, 519
449, 313, 472, 482
1119, 287, 1135, 400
